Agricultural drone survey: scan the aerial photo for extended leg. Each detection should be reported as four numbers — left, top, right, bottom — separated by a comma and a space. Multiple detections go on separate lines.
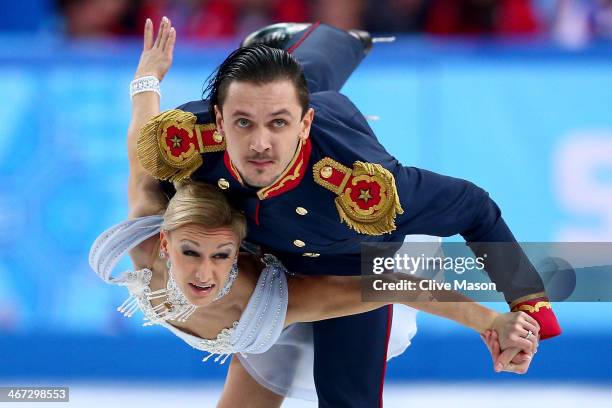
284, 23, 366, 93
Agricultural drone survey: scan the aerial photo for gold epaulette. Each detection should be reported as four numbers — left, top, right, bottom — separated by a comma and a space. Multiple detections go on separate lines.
313, 158, 404, 235
137, 109, 225, 182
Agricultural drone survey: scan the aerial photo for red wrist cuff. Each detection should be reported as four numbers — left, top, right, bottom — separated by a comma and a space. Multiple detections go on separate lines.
510, 296, 562, 340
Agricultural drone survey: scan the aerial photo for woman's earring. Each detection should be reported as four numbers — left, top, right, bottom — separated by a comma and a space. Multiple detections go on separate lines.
159, 252, 166, 259
213, 257, 239, 302
166, 258, 172, 270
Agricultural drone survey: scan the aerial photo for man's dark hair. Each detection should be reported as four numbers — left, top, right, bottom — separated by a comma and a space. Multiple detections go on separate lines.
204, 44, 309, 122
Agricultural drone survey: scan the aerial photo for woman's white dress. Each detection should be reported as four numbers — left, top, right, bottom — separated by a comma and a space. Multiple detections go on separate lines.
89, 215, 419, 401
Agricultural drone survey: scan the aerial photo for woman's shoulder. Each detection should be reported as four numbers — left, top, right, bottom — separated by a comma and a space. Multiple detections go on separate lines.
232, 252, 288, 307
239, 253, 288, 279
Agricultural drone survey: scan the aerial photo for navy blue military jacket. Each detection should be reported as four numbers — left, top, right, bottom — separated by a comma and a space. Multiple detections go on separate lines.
151, 90, 543, 301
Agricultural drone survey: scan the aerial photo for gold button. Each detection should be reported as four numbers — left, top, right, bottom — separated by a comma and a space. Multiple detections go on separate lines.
320, 166, 333, 179
293, 240, 305, 248
296, 207, 308, 216
218, 178, 230, 190
213, 130, 223, 143
303, 252, 320, 257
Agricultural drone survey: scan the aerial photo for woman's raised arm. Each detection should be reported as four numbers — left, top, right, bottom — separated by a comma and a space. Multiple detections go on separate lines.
127, 17, 176, 219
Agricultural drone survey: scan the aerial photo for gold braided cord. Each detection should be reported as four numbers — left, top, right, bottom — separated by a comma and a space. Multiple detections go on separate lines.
137, 109, 203, 182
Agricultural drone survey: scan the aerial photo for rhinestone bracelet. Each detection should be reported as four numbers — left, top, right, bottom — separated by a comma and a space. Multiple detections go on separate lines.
130, 75, 161, 100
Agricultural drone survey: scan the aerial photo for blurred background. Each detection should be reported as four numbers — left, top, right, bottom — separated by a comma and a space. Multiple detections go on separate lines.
1, 0, 611, 407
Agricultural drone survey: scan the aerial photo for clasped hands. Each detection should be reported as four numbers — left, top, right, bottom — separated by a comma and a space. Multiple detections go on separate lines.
484, 311, 540, 374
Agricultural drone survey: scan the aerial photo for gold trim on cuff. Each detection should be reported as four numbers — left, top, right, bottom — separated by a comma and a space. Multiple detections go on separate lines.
512, 301, 552, 314
509, 291, 547, 309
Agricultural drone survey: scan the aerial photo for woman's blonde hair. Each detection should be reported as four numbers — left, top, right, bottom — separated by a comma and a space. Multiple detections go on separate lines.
162, 182, 246, 242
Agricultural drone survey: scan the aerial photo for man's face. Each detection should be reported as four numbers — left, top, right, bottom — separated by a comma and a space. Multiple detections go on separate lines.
214, 79, 314, 188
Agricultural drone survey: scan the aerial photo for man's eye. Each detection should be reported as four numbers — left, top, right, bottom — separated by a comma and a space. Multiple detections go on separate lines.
237, 119, 250, 128
183, 250, 200, 257
272, 119, 287, 128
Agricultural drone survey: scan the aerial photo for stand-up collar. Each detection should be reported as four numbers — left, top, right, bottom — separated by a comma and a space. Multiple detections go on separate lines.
223, 137, 312, 200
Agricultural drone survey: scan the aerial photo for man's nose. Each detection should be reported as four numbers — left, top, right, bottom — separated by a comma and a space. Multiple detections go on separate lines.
249, 128, 272, 153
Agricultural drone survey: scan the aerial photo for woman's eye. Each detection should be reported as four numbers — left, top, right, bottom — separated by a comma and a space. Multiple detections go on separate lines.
182, 250, 200, 257
213, 253, 230, 259
237, 119, 250, 128
272, 119, 286, 128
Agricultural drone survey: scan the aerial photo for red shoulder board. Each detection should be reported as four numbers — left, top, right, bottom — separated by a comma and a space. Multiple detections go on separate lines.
313, 157, 404, 235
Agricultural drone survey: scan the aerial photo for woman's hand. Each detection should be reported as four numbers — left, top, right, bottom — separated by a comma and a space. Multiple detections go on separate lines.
490, 311, 540, 355
134, 17, 176, 81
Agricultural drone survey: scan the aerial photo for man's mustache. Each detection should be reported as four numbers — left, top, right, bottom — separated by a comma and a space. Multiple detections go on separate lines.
246, 153, 275, 161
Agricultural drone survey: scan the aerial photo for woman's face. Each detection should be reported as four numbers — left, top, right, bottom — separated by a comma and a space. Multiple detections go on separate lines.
160, 224, 240, 306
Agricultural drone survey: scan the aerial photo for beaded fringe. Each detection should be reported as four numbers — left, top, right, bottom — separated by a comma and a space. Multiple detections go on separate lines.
202, 352, 231, 365
117, 288, 196, 326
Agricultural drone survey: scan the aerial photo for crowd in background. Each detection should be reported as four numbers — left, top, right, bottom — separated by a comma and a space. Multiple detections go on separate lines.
3, 0, 612, 46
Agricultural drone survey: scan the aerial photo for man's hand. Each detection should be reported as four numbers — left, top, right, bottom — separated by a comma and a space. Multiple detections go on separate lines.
134, 17, 176, 81
481, 330, 535, 374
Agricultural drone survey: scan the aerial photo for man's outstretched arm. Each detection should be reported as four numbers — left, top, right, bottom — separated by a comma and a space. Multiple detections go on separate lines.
391, 165, 562, 341
314, 91, 562, 342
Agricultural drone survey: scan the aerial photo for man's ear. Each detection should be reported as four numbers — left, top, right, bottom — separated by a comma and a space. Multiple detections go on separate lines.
214, 105, 224, 134
300, 107, 315, 140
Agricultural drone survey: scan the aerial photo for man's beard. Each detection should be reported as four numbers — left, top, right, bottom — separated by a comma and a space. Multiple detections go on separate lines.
242, 171, 280, 188
239, 140, 300, 188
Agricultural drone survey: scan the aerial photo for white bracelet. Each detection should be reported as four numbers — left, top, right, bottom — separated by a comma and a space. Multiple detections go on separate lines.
130, 75, 161, 100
